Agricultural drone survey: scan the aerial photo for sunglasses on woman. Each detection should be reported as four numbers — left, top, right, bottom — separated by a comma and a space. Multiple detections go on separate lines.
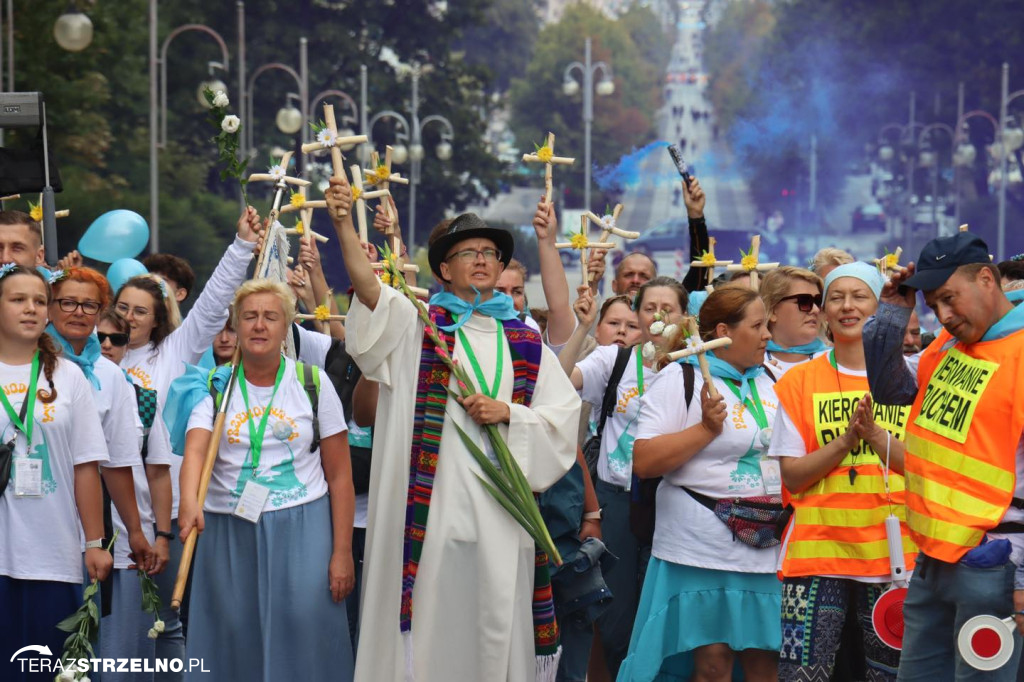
778, 293, 822, 313
97, 332, 130, 347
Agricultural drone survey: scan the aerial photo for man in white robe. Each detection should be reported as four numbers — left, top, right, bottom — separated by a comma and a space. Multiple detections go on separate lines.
325, 180, 581, 682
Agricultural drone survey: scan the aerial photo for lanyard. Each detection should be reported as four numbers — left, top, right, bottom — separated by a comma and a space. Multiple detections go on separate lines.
237, 358, 286, 473
457, 320, 505, 399
722, 376, 768, 429
635, 347, 645, 397
0, 352, 39, 447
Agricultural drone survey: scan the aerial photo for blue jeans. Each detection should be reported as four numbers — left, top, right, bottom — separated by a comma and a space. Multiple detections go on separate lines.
898, 553, 1021, 681
152, 519, 187, 682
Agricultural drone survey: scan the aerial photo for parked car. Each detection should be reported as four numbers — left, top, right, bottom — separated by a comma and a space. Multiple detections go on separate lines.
852, 202, 886, 232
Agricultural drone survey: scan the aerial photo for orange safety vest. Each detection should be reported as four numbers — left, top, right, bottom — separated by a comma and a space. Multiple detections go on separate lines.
775, 353, 918, 578
904, 327, 1024, 562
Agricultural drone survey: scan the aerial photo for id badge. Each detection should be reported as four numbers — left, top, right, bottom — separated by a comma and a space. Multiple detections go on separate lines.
233, 480, 270, 523
760, 457, 783, 495
14, 458, 42, 497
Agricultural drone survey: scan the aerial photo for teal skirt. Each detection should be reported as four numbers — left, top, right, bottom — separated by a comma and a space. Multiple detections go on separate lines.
617, 557, 782, 682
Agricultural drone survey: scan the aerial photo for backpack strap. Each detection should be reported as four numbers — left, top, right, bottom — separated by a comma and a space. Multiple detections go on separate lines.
295, 362, 321, 452
681, 361, 695, 408
595, 345, 634, 442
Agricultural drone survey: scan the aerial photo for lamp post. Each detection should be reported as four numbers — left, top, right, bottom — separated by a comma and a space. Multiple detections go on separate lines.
562, 36, 614, 212
996, 63, 1024, 262
952, 109, 999, 227
244, 39, 308, 160
915, 122, 954, 237
405, 66, 454, 249
149, 0, 244, 253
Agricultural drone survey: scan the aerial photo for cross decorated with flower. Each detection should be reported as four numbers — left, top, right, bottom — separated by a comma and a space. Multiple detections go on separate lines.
665, 316, 731, 398
726, 235, 780, 290
300, 104, 368, 217
556, 215, 616, 286
874, 246, 905, 279
348, 163, 393, 244
584, 203, 639, 282
364, 146, 409, 248
690, 236, 733, 287
522, 132, 575, 205
29, 194, 69, 222
280, 186, 329, 244
294, 291, 346, 333
246, 151, 311, 225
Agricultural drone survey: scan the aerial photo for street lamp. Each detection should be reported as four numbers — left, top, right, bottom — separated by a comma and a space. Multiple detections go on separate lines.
53, 7, 93, 52
310, 88, 361, 151
915, 122, 954, 236
197, 61, 228, 108
952, 109, 999, 227
276, 93, 303, 135
563, 36, 614, 212
406, 66, 454, 249
244, 52, 307, 161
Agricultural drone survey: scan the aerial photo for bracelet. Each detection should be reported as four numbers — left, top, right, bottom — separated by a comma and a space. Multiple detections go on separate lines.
84, 538, 104, 550
155, 530, 175, 541
582, 510, 602, 521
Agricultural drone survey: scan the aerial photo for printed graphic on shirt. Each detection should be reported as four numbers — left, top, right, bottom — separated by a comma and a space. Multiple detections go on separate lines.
914, 348, 998, 444
228, 406, 307, 507
607, 427, 635, 480
125, 366, 153, 389
729, 444, 763, 491
813, 391, 909, 465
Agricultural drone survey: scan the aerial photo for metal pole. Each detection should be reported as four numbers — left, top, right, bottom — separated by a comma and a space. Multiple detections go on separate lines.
0, 0, 5, 147
905, 91, 915, 250
149, 0, 159, 252
809, 134, 817, 212
237, 1, 245, 161
359, 64, 368, 166
998, 62, 1009, 262
299, 37, 308, 176
409, 68, 420, 249
955, 81, 964, 226
583, 36, 593, 213
5, 0, 11, 92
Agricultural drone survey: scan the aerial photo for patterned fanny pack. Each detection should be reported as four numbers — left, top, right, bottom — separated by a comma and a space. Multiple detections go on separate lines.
682, 487, 791, 549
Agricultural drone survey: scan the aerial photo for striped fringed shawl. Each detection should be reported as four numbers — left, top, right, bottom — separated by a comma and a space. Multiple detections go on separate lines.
400, 306, 560, 669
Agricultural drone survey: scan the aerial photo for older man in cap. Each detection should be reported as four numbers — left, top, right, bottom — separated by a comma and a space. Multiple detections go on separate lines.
324, 177, 580, 682
864, 232, 1024, 680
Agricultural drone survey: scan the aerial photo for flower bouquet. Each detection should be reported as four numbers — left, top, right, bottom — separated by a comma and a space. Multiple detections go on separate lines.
54, 533, 118, 681
202, 87, 249, 204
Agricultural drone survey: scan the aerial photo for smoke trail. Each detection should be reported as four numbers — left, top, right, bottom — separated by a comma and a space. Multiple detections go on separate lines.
593, 141, 676, 192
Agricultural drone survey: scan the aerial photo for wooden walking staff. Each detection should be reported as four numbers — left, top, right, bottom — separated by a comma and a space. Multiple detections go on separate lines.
522, 132, 575, 205
726, 235, 780, 290
665, 317, 731, 399
556, 219, 615, 287
690, 236, 733, 287
300, 104, 368, 218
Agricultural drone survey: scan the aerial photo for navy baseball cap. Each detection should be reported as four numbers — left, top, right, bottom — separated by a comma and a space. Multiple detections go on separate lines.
903, 232, 992, 291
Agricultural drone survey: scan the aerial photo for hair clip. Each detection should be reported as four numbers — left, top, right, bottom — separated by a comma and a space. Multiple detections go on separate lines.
0, 262, 16, 279
47, 268, 67, 284
156, 278, 170, 299
1011, 253, 1024, 262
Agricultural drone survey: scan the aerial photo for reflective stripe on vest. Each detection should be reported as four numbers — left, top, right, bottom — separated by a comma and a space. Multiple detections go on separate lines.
774, 354, 918, 578
904, 328, 1024, 562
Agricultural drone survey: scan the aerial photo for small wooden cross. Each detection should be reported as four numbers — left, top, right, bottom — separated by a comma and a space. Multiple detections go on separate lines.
281, 186, 329, 244
247, 151, 311, 224
726, 235, 780, 290
556, 217, 616, 286
874, 246, 905, 279
349, 163, 392, 244
584, 205, 639, 282
300, 104, 368, 218
522, 132, 574, 205
294, 292, 346, 330
364, 146, 410, 253
664, 316, 731, 398
690, 236, 733, 287
30, 194, 69, 221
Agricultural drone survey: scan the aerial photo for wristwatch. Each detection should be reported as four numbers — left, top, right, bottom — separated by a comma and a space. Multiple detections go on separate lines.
84, 538, 105, 550
155, 530, 176, 541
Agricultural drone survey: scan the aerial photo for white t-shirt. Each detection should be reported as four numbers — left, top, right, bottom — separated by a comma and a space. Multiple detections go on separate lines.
576, 344, 656, 488
764, 350, 825, 380
120, 236, 256, 517
93, 357, 144, 468
0, 358, 109, 583
637, 363, 780, 573
187, 358, 348, 514
296, 323, 334, 367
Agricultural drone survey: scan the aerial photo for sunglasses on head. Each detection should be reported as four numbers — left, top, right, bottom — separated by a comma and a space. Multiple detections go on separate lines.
779, 293, 822, 313
97, 332, 130, 347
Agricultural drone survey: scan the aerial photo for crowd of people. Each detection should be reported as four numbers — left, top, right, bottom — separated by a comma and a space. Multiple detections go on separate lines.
2, 168, 1024, 682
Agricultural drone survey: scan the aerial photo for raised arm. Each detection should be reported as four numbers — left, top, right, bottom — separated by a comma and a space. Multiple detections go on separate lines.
679, 177, 710, 293
864, 264, 920, 405
560, 286, 598, 378
533, 199, 575, 346
326, 175, 381, 310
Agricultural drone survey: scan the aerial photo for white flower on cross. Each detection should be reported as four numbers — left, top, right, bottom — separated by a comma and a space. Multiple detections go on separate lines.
316, 128, 338, 148
268, 164, 286, 181
221, 115, 240, 133
213, 91, 230, 108
685, 336, 706, 354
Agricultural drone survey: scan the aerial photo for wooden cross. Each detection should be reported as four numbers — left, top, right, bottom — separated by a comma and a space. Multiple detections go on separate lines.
664, 316, 731, 398
300, 104, 368, 218
349, 164, 392, 244
30, 194, 70, 221
522, 132, 574, 205
364, 146, 410, 255
726, 235, 780, 290
247, 151, 311, 225
556, 217, 616, 286
874, 246, 905, 279
294, 292, 346, 331
690, 236, 733, 287
959, 224, 969, 232
280, 186, 329, 244
584, 204, 639, 282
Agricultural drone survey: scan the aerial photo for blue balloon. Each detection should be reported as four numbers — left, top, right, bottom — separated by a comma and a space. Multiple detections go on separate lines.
106, 258, 148, 295
79, 210, 150, 263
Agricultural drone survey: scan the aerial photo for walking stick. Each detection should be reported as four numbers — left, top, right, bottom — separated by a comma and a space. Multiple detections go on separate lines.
170, 174, 289, 611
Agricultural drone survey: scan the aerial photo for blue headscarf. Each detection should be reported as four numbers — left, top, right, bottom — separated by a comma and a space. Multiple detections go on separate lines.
823, 261, 884, 301
46, 323, 102, 390
679, 349, 764, 401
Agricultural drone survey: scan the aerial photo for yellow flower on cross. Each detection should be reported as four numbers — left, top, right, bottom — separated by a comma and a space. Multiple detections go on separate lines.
700, 251, 717, 266
313, 305, 331, 322
535, 145, 553, 163
294, 221, 305, 235
290, 192, 306, 208
351, 186, 362, 203
885, 252, 900, 268
29, 202, 42, 222
570, 232, 588, 250
741, 252, 758, 271
380, 271, 392, 286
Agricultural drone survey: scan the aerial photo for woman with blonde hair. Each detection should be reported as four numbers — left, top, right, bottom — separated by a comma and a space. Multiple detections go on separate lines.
759, 266, 825, 377
178, 279, 355, 680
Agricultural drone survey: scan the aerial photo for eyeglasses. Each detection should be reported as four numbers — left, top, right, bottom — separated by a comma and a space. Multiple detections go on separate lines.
115, 302, 152, 319
55, 298, 101, 315
97, 332, 130, 347
445, 248, 501, 264
778, 293, 822, 313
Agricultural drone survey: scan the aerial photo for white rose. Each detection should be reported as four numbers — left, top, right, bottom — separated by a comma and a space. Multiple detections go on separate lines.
57, 670, 76, 682
649, 320, 665, 336
642, 341, 656, 361
662, 323, 678, 339
221, 115, 241, 134
148, 627, 160, 639
153, 619, 165, 633
212, 91, 229, 108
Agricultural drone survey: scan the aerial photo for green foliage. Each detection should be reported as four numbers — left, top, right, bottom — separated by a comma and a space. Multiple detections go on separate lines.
508, 3, 669, 209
